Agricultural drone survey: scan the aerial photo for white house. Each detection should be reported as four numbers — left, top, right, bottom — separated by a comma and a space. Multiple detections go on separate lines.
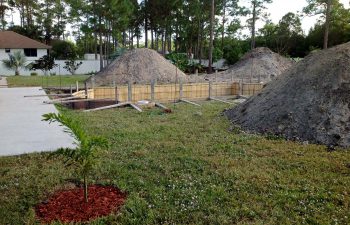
0, 31, 51, 61
0, 31, 102, 76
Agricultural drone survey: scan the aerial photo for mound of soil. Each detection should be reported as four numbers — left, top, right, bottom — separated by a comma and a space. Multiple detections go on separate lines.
225, 42, 350, 147
206, 47, 294, 83
89, 48, 189, 86
36, 185, 127, 223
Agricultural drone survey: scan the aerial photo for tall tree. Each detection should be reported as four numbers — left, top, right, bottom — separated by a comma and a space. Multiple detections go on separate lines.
208, 0, 215, 74
247, 0, 272, 49
306, 0, 350, 49
303, 0, 338, 49
0, 0, 10, 29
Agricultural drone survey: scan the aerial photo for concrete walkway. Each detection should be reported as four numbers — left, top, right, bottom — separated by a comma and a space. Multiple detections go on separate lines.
0, 76, 8, 88
0, 87, 76, 156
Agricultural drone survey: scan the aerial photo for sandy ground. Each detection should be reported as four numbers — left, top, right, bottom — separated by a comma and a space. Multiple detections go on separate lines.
90, 48, 195, 86
205, 47, 294, 83
0, 87, 76, 156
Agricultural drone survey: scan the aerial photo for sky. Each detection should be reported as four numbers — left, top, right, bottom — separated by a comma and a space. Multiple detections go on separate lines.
259, 0, 349, 33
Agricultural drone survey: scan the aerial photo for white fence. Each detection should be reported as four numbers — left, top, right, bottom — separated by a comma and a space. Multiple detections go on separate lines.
0, 60, 105, 76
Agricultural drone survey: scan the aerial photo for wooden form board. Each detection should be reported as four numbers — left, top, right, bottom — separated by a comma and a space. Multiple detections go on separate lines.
92, 82, 263, 103
73, 89, 94, 99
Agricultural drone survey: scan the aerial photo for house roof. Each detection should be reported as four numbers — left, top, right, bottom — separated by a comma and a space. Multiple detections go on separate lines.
0, 31, 51, 49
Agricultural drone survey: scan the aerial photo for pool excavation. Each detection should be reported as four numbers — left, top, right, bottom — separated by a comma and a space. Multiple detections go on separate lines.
44, 81, 263, 112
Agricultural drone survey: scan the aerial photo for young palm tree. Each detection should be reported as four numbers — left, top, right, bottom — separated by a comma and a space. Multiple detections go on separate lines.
43, 113, 108, 203
2, 51, 27, 76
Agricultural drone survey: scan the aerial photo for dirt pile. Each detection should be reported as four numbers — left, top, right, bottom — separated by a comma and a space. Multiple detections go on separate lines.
206, 47, 294, 83
89, 48, 189, 85
225, 43, 350, 147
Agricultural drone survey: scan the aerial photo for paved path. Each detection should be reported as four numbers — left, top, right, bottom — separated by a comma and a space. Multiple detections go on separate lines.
0, 87, 76, 156
0, 76, 8, 88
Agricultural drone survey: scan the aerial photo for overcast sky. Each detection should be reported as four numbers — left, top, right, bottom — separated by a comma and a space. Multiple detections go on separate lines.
260, 0, 349, 33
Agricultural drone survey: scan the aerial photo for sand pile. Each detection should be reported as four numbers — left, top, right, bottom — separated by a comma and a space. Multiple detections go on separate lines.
225, 43, 350, 147
90, 48, 189, 85
206, 47, 294, 83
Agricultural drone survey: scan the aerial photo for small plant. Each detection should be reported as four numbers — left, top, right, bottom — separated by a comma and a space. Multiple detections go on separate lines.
30, 72, 38, 76
64, 59, 83, 75
43, 113, 108, 203
29, 55, 57, 76
2, 51, 27, 75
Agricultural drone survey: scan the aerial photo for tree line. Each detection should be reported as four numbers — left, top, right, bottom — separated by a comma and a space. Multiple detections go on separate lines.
0, 0, 349, 72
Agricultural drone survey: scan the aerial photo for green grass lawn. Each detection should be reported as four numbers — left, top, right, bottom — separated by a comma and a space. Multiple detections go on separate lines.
6, 75, 91, 88
1, 102, 350, 224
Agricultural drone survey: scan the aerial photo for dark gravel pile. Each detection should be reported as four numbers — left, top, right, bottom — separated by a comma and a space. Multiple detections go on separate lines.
226, 43, 350, 147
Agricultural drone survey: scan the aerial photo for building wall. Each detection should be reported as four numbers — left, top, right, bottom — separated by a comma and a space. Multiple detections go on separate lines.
0, 59, 104, 76
0, 48, 48, 61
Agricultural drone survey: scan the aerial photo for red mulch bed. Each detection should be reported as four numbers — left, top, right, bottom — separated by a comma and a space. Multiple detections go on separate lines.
35, 185, 127, 223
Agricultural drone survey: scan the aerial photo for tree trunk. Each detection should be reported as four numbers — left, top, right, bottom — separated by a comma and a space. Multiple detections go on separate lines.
145, 18, 148, 48
161, 31, 165, 55
251, 1, 257, 49
221, 0, 226, 52
83, 174, 88, 203
208, 0, 215, 74
323, 0, 331, 49
122, 31, 126, 47
92, 0, 98, 60
168, 32, 172, 53
151, 28, 154, 49
199, 21, 204, 65
196, 18, 201, 59
99, 16, 103, 71
155, 30, 159, 51
137, 35, 140, 48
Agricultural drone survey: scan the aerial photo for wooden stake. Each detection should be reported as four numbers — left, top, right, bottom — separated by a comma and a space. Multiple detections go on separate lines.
155, 102, 168, 110
209, 81, 212, 100
129, 103, 143, 112
91, 76, 95, 89
44, 96, 84, 104
76, 81, 79, 92
181, 99, 201, 107
84, 102, 130, 112
179, 79, 183, 100
45, 98, 110, 104
115, 84, 118, 104
128, 82, 132, 102
24, 94, 71, 98
210, 97, 232, 104
84, 82, 88, 99
151, 80, 155, 102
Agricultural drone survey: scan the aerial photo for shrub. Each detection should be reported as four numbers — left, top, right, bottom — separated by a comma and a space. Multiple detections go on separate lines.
30, 72, 38, 76
64, 59, 83, 75
28, 55, 57, 76
51, 40, 79, 60
165, 53, 189, 72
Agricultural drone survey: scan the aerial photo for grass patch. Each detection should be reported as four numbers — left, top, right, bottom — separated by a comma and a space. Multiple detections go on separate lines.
6, 75, 91, 88
1, 102, 350, 224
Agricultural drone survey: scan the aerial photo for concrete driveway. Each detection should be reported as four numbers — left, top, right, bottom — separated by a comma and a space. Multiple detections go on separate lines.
0, 87, 76, 156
